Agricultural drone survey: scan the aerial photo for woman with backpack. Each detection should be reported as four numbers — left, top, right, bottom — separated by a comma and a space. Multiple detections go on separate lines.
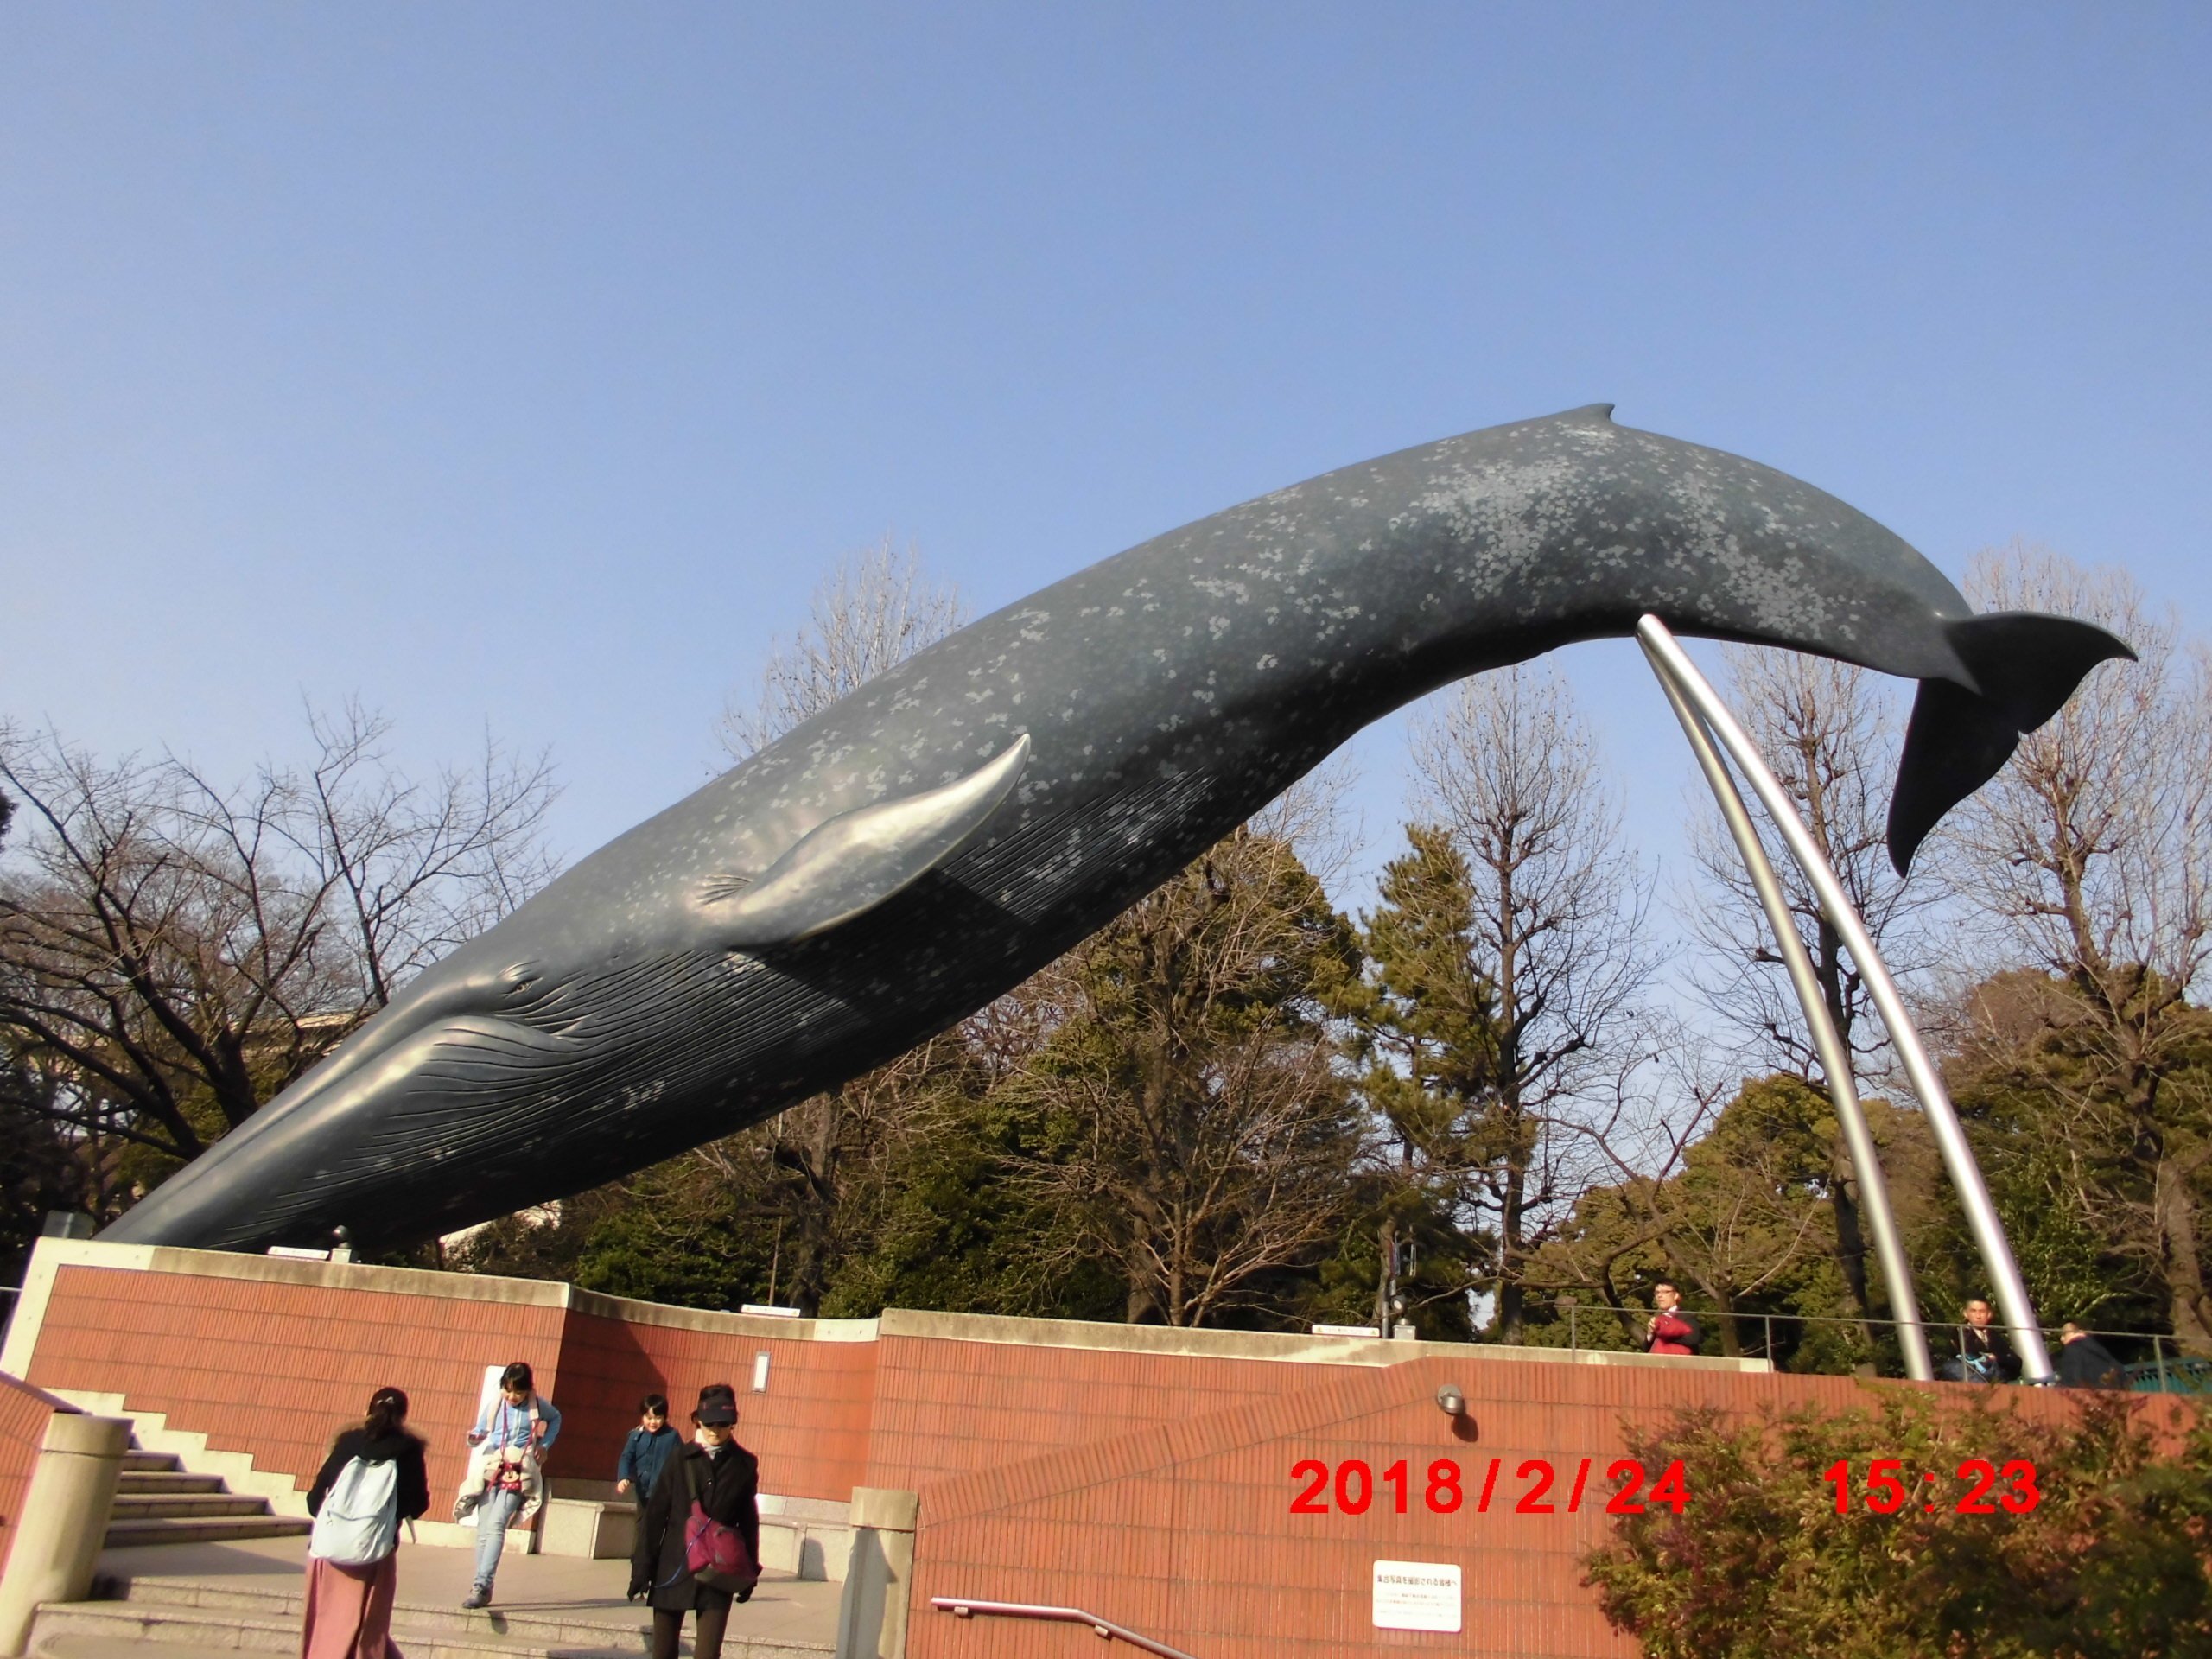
303, 1386, 430, 1659
628, 1382, 760, 1659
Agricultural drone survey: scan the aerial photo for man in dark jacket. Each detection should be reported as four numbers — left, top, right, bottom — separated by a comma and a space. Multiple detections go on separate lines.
1942, 1298, 2024, 1382
2055, 1322, 2126, 1389
630, 1383, 760, 1659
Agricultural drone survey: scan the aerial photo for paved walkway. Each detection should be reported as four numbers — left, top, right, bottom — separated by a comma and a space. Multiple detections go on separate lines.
60, 1533, 842, 1657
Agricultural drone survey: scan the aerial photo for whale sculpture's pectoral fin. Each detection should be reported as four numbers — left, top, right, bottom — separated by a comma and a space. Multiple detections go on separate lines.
707, 733, 1032, 948
1887, 612, 2133, 875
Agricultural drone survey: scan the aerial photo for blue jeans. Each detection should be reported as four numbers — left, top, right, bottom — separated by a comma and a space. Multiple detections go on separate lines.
472, 1486, 524, 1591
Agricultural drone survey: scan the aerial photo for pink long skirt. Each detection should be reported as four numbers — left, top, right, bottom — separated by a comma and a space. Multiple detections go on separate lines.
301, 1554, 403, 1659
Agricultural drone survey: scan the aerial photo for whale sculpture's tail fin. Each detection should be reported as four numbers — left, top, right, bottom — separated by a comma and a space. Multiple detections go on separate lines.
1886, 612, 2133, 875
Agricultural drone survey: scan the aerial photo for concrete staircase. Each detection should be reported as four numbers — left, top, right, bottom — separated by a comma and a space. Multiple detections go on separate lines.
28, 1574, 835, 1659
104, 1446, 311, 1549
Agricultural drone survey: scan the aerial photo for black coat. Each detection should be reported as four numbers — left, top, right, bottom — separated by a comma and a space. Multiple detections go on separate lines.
308, 1427, 430, 1522
1957, 1323, 2024, 1382
632, 1440, 761, 1612
2056, 1334, 2126, 1389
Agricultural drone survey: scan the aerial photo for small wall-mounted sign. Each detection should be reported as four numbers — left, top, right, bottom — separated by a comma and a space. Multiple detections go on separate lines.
1372, 1560, 1462, 1633
752, 1351, 771, 1392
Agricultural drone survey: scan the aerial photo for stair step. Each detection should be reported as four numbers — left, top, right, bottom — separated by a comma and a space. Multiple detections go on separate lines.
37, 1633, 245, 1659
28, 1603, 645, 1659
99, 1581, 655, 1650
116, 1471, 228, 1494
73, 1579, 834, 1657
119, 1450, 181, 1472
111, 1492, 276, 1520
101, 1516, 313, 1548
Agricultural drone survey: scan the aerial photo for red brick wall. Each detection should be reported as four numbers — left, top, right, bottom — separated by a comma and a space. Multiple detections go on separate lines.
863, 1332, 1312, 1495
906, 1356, 2089, 1659
22, 1264, 566, 1497
15, 1249, 2130, 1659
555, 1307, 879, 1500
0, 1371, 71, 1578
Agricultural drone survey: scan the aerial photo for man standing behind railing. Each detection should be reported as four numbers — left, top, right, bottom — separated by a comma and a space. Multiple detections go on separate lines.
1643, 1283, 1701, 1356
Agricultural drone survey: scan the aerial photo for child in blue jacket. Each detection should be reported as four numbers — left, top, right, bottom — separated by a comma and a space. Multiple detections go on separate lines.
615, 1392, 679, 1512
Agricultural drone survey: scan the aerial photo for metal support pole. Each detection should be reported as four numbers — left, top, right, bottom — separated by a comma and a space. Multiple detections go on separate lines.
1643, 644, 1933, 1382
1637, 618, 2054, 1382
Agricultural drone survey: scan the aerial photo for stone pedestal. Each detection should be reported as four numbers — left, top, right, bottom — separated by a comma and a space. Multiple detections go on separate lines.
835, 1486, 918, 1659
0, 1413, 130, 1657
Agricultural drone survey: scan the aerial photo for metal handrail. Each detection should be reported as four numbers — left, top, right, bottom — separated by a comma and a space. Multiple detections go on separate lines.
931, 1597, 1201, 1658
1544, 1299, 2198, 1387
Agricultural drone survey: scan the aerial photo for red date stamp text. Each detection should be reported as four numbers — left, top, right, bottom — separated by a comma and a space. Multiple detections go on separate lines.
1288, 1457, 1690, 1516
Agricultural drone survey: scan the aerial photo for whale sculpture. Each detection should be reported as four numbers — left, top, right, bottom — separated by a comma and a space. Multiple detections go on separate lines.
104, 405, 2129, 1252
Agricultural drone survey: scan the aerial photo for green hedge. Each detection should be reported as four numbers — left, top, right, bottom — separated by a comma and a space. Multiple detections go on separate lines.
1585, 1388, 2212, 1658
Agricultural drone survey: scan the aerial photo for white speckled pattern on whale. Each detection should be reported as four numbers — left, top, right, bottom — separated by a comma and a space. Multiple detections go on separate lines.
104, 406, 2127, 1252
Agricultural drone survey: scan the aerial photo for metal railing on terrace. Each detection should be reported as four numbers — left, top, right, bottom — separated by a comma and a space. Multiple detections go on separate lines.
1541, 1301, 2208, 1392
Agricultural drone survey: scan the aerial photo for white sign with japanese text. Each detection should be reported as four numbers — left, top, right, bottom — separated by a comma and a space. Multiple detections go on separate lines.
1372, 1560, 1462, 1632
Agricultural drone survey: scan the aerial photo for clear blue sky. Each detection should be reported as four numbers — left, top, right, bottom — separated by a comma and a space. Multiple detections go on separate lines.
4, 6, 2207, 912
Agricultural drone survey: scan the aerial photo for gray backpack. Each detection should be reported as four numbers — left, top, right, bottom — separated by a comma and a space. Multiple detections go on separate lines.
309, 1456, 399, 1566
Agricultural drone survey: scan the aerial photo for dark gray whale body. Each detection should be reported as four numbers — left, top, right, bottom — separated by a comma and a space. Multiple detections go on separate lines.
105, 406, 2126, 1251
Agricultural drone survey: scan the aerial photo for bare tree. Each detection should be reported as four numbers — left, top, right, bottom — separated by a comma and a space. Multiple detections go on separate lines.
1527, 1051, 1699, 1341
0, 707, 557, 1172
1938, 543, 2212, 1345
1681, 646, 1939, 1331
692, 541, 969, 1296
1401, 666, 1654, 1341
683, 1032, 970, 1313
1251, 751, 1364, 893
1535, 1044, 1866, 1360
1002, 829, 1364, 1327
716, 536, 968, 761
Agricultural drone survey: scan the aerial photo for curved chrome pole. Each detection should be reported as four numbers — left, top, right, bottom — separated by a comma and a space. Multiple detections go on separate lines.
1643, 648, 1934, 1380
1637, 617, 2052, 1383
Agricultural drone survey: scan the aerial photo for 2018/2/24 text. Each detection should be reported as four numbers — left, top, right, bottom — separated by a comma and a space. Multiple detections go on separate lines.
1288, 1457, 1689, 1516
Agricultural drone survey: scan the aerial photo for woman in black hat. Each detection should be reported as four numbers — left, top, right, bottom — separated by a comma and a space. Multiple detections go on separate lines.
629, 1382, 761, 1659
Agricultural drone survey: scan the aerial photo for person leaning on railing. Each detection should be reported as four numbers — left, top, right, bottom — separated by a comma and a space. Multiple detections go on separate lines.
1939, 1298, 2023, 1383
2055, 1322, 2126, 1389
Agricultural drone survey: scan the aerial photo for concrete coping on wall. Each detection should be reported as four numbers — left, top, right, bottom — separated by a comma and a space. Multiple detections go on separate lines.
848, 1485, 919, 1533
0, 1238, 880, 1375
3, 1236, 1770, 1377
869, 1307, 1769, 1371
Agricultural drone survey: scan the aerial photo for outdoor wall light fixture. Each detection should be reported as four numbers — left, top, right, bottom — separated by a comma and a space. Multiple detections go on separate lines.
1434, 1384, 1465, 1417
